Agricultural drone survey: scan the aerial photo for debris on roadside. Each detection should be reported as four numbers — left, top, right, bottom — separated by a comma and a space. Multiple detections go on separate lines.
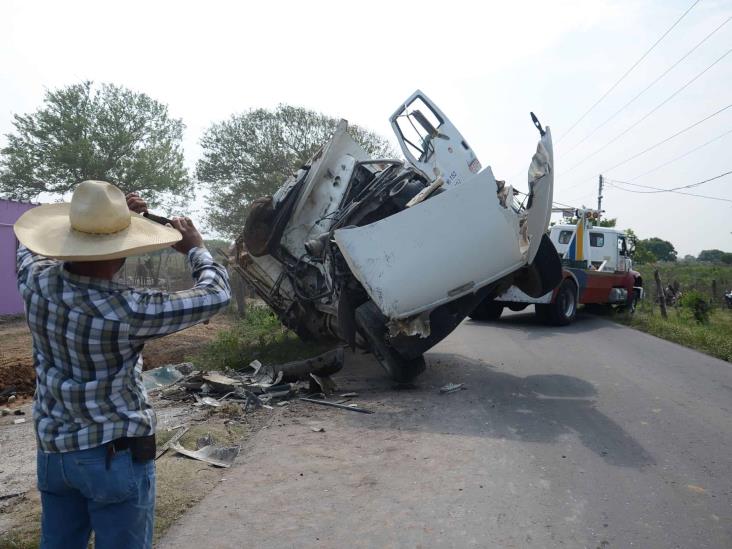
142, 363, 188, 391
0, 408, 10, 417
170, 440, 240, 468
311, 427, 325, 433
145, 347, 375, 419
12, 418, 25, 425
0, 386, 17, 404
299, 397, 374, 414
439, 383, 466, 394
156, 426, 190, 460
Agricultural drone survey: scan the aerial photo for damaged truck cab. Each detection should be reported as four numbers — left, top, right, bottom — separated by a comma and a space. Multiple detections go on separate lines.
236, 91, 560, 382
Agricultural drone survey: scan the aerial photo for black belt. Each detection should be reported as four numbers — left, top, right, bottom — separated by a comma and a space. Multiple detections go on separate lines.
106, 434, 156, 469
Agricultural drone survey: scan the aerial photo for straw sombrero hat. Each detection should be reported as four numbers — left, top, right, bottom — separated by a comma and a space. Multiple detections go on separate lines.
14, 180, 182, 261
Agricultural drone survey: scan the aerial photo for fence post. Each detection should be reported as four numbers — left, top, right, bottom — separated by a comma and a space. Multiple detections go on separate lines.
712, 279, 717, 305
654, 269, 668, 319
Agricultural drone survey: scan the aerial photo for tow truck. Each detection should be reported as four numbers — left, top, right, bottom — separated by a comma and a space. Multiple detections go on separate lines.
469, 207, 644, 325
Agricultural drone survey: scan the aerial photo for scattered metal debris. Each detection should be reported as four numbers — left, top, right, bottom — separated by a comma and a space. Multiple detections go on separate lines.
300, 397, 374, 414
0, 386, 17, 404
12, 418, 25, 425
195, 395, 222, 408
147, 350, 374, 421
439, 383, 466, 394
142, 364, 186, 391
170, 442, 240, 468
156, 426, 190, 460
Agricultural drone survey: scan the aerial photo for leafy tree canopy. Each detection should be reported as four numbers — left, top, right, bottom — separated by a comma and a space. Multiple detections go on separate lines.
0, 81, 192, 211
640, 237, 677, 262
196, 104, 396, 238
698, 249, 732, 264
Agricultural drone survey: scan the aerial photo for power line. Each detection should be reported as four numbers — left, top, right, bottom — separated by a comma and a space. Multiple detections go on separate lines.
606, 181, 732, 202
559, 103, 732, 193
603, 103, 732, 173
605, 171, 732, 202
557, 0, 702, 143
627, 128, 732, 181
563, 16, 731, 155
608, 170, 732, 192
560, 48, 731, 175
552, 199, 577, 209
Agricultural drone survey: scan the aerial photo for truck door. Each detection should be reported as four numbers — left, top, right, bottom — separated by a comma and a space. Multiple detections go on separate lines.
617, 235, 630, 272
523, 123, 554, 263
390, 90, 481, 187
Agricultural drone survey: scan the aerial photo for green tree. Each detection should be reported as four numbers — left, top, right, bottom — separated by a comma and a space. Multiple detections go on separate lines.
197, 104, 396, 238
0, 81, 191, 210
641, 237, 677, 262
698, 249, 732, 264
626, 228, 654, 264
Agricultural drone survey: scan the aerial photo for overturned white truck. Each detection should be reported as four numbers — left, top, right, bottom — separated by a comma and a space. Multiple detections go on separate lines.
236, 91, 561, 382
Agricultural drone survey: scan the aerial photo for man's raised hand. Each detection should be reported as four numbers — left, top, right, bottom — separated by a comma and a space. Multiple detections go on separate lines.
171, 217, 204, 254
126, 192, 148, 214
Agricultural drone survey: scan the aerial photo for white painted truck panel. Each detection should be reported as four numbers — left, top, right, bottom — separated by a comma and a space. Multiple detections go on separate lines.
524, 128, 554, 263
334, 167, 525, 319
281, 121, 369, 257
389, 90, 480, 188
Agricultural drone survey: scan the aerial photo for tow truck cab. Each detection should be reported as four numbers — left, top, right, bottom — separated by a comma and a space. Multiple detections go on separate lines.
550, 224, 633, 273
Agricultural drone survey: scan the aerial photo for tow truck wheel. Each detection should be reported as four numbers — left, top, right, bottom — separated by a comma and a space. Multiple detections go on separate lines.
468, 300, 504, 321
620, 289, 640, 314
540, 279, 577, 326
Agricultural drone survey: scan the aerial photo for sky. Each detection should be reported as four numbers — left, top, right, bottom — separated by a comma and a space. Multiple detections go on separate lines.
1, 0, 730, 256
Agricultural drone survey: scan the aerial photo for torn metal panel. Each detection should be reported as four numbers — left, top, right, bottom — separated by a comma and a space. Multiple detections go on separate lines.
524, 126, 554, 263
170, 442, 240, 468
334, 168, 525, 319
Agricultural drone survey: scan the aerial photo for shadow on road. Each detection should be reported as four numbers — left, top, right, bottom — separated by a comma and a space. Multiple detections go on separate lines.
466, 308, 627, 340
340, 351, 654, 470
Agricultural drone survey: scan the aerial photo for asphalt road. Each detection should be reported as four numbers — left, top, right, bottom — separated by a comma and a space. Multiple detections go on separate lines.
160, 309, 732, 548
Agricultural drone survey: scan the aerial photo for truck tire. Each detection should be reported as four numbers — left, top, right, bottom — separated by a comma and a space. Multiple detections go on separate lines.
355, 301, 426, 383
619, 288, 640, 314
537, 279, 577, 326
468, 300, 504, 321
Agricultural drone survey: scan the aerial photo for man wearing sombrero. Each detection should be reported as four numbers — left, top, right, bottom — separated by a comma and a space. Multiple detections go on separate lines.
14, 180, 232, 549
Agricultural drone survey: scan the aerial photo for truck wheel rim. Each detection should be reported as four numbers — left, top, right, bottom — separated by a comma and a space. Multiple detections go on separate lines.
563, 289, 576, 317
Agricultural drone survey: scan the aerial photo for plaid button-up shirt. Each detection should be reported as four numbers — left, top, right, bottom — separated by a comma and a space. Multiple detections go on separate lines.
16, 245, 231, 452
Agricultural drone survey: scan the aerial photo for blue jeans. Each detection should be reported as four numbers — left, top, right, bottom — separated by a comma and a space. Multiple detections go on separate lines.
37, 445, 156, 549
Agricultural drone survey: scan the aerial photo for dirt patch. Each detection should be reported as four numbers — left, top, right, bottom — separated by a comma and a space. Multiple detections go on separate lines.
0, 313, 235, 397
0, 317, 35, 397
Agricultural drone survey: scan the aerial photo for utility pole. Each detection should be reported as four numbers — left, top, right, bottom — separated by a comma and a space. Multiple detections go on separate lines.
597, 174, 604, 215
